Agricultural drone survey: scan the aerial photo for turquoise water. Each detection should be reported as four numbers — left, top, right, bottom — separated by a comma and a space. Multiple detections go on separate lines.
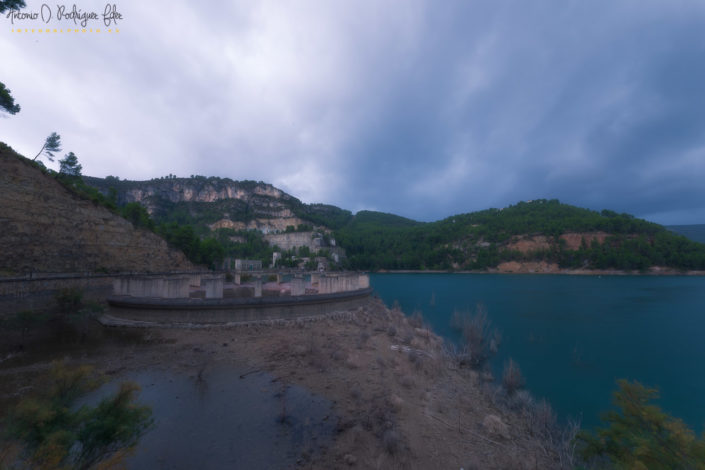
370, 273, 705, 431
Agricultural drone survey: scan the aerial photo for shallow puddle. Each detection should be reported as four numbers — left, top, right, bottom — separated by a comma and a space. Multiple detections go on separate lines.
88, 367, 337, 469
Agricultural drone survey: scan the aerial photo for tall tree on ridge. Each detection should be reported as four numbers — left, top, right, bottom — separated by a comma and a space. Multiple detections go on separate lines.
0, 1, 26, 114
0, 82, 21, 114
0, 0, 25, 14
33, 132, 62, 162
59, 152, 82, 177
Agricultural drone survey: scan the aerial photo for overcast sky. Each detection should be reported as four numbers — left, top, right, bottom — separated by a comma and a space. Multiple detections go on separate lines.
2, 0, 705, 224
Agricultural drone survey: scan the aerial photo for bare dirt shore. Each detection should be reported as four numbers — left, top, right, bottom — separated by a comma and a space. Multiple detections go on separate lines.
382, 266, 705, 275
0, 298, 572, 469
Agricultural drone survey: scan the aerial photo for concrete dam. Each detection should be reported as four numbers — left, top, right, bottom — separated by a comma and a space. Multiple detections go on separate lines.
106, 272, 372, 325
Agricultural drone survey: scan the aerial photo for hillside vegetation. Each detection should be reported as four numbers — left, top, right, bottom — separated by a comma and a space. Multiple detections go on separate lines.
84, 174, 705, 273
83, 175, 353, 232
334, 200, 705, 271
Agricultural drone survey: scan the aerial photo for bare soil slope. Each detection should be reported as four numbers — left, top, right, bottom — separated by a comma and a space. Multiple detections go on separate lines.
0, 144, 193, 274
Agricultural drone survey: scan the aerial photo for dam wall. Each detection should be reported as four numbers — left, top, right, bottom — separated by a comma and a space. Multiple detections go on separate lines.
0, 271, 212, 316
106, 271, 371, 326
2, 270, 371, 326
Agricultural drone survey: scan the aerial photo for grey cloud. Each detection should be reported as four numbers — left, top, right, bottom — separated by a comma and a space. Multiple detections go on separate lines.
2, 0, 705, 223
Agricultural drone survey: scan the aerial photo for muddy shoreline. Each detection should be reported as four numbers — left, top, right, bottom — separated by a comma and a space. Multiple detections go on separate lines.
376, 267, 705, 275
0, 298, 572, 469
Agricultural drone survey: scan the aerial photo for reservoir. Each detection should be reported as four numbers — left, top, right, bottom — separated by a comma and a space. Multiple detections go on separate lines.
370, 273, 705, 432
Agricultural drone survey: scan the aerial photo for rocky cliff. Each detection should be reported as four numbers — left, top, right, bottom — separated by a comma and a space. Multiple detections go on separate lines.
0, 144, 195, 274
264, 232, 323, 252
84, 175, 353, 234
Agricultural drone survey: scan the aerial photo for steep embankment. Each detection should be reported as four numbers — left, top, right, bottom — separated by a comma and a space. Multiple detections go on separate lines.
0, 144, 194, 274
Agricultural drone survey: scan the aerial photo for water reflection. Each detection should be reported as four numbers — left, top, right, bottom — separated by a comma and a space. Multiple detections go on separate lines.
89, 367, 336, 469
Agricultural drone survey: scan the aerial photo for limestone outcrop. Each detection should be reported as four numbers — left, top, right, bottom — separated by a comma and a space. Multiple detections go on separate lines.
264, 232, 323, 252
0, 144, 194, 274
209, 217, 308, 233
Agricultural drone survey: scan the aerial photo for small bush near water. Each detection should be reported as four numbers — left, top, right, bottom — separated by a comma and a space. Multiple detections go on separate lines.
55, 287, 83, 314
1, 361, 153, 470
502, 358, 525, 395
577, 380, 705, 469
450, 304, 501, 369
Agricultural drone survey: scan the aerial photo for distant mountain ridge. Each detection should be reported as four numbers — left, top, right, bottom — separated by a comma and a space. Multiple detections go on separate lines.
667, 225, 705, 244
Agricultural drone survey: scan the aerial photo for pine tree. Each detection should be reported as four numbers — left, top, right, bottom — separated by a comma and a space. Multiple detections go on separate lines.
33, 132, 62, 162
59, 152, 82, 177
0, 81, 21, 114
578, 380, 705, 469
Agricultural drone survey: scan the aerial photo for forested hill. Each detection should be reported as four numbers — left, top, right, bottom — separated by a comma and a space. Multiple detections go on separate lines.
334, 200, 705, 272
84, 174, 705, 273
83, 175, 353, 232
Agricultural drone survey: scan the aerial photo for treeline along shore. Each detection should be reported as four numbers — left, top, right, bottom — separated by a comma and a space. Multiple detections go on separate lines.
80, 167, 705, 274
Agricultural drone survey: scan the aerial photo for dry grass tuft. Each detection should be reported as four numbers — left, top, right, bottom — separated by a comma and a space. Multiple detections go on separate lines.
382, 428, 402, 455
502, 358, 525, 395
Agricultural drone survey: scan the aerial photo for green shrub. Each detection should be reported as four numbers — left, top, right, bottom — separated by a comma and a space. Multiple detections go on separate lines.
577, 380, 705, 469
54, 288, 83, 314
3, 361, 153, 470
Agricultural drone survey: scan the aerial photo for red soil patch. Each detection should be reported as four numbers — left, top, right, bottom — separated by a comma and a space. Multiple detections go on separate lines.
497, 261, 560, 273
559, 232, 609, 250
505, 235, 551, 253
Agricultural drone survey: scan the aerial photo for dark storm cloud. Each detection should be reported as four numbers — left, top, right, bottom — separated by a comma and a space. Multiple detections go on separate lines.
336, 1, 705, 223
2, 0, 705, 223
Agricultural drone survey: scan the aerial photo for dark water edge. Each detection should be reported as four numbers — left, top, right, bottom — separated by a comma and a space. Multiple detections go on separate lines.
370, 273, 705, 432
82, 367, 336, 469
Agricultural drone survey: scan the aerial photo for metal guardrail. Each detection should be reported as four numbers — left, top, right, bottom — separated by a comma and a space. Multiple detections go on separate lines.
0, 271, 214, 283
0, 269, 364, 283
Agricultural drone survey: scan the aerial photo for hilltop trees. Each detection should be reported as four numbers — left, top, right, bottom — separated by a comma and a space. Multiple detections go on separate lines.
0, 0, 26, 14
33, 132, 62, 163
0, 82, 20, 114
59, 152, 83, 177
